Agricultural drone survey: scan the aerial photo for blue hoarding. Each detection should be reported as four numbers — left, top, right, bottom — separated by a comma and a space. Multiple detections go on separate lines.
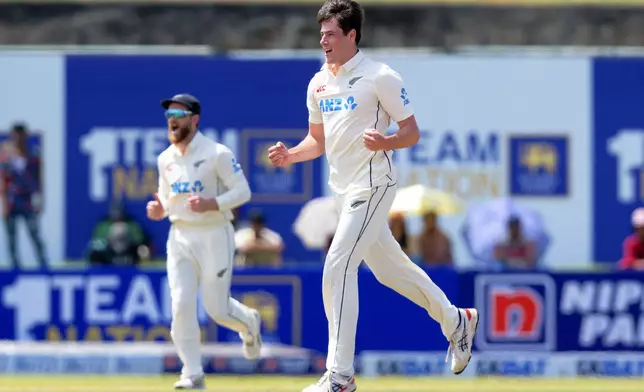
0, 266, 456, 354
64, 55, 323, 262
462, 271, 644, 352
593, 58, 644, 263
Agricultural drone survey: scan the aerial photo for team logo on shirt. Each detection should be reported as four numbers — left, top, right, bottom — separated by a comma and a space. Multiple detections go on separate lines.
348, 76, 363, 88
171, 180, 205, 194
319, 96, 358, 113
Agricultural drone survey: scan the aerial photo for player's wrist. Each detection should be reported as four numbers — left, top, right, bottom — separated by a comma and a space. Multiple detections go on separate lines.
206, 198, 220, 211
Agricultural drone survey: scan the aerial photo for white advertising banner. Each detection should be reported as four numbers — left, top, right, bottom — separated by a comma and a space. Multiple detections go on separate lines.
0, 54, 65, 268
334, 54, 592, 268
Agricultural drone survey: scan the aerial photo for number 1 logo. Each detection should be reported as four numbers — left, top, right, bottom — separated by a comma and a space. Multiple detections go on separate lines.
607, 129, 644, 204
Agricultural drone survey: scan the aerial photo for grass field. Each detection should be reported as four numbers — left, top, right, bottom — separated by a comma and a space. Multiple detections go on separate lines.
1, 376, 644, 392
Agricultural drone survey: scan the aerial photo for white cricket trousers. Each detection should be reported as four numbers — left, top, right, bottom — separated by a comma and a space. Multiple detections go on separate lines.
324, 182, 460, 377
167, 221, 255, 377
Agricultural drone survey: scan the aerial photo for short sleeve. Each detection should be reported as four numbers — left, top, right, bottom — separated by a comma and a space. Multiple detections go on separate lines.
374, 66, 414, 123
307, 76, 323, 124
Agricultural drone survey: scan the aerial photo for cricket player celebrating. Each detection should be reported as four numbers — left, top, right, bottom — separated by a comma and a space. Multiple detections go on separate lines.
147, 93, 263, 390
268, 1, 478, 390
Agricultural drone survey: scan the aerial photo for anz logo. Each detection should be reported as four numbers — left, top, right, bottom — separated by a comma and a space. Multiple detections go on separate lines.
171, 180, 205, 194
319, 96, 358, 113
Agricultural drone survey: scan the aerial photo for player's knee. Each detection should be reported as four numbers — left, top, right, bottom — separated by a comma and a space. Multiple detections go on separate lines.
323, 253, 360, 284
171, 295, 195, 319
372, 268, 396, 288
203, 295, 228, 323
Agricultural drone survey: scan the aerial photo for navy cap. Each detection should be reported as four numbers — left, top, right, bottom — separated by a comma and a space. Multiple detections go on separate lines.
161, 93, 201, 115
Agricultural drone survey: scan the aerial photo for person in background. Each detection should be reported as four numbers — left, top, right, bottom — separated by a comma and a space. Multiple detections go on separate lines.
87, 221, 144, 265
418, 210, 452, 266
234, 210, 284, 267
88, 200, 151, 264
0, 123, 47, 268
92, 200, 149, 252
493, 216, 536, 269
388, 212, 410, 255
619, 207, 644, 270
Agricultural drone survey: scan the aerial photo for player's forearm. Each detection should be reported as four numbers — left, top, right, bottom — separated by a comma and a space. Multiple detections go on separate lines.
384, 123, 420, 150
214, 181, 251, 211
289, 135, 324, 163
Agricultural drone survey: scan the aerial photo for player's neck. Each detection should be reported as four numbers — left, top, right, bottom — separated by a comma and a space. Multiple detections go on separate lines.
330, 48, 359, 75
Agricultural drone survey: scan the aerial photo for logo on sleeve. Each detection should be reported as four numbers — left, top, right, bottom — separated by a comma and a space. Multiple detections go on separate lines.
400, 88, 410, 106
232, 158, 242, 173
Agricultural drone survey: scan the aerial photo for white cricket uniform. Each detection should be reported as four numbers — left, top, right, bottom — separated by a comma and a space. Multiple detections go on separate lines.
307, 51, 459, 377
157, 131, 256, 377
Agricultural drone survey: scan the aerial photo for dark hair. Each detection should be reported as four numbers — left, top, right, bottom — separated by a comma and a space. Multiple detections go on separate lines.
11, 123, 27, 135
317, 0, 364, 45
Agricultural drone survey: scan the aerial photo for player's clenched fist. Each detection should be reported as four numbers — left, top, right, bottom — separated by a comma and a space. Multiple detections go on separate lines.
363, 129, 387, 151
188, 195, 210, 212
267, 141, 291, 167
147, 193, 165, 221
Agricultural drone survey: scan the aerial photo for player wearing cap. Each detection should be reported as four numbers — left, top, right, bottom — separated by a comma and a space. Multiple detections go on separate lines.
268, 1, 478, 391
147, 93, 263, 390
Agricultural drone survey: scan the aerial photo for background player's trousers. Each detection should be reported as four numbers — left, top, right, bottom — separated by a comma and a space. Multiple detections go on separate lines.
324, 182, 460, 377
167, 221, 255, 377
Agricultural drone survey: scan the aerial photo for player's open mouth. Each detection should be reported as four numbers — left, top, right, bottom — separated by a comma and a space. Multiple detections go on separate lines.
325, 50, 332, 54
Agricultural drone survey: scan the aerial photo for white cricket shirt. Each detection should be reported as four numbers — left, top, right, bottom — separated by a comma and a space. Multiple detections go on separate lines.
307, 50, 414, 194
157, 132, 251, 226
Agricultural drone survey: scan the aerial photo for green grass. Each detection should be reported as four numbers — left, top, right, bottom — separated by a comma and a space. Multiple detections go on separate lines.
1, 376, 644, 392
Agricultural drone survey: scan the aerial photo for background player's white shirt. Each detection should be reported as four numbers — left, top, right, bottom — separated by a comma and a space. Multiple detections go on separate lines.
307, 50, 414, 194
157, 132, 251, 226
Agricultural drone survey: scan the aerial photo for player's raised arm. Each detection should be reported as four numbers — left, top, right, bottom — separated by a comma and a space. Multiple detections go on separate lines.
213, 146, 252, 211
374, 67, 420, 150
268, 78, 325, 166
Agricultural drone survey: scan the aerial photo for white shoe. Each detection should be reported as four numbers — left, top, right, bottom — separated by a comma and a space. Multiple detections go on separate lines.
240, 309, 263, 360
445, 308, 479, 375
173, 374, 205, 390
302, 371, 357, 392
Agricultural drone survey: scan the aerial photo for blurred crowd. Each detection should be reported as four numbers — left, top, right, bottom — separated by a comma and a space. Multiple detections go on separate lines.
1, 4, 644, 49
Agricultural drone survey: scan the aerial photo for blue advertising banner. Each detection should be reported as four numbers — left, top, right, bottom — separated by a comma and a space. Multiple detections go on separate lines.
64, 55, 323, 262
0, 266, 457, 353
593, 58, 644, 264
462, 271, 644, 352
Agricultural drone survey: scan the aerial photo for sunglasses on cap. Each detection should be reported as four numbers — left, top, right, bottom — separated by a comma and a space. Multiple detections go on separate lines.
164, 109, 193, 119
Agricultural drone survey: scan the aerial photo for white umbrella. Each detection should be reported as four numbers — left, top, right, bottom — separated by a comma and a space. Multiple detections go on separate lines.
293, 196, 338, 250
390, 184, 464, 216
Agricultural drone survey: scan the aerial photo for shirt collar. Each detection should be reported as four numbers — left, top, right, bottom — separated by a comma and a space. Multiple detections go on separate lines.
172, 131, 203, 156
322, 49, 365, 74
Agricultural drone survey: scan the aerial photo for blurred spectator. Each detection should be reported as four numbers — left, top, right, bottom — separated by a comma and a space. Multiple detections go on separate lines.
619, 207, 644, 270
418, 211, 452, 266
87, 200, 150, 265
87, 221, 145, 266
92, 200, 148, 247
235, 210, 284, 267
388, 212, 410, 255
0, 122, 47, 268
493, 216, 536, 270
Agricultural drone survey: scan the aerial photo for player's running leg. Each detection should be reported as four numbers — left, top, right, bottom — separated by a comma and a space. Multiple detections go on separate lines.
363, 224, 478, 374
304, 183, 396, 392
195, 223, 262, 360
167, 227, 206, 390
